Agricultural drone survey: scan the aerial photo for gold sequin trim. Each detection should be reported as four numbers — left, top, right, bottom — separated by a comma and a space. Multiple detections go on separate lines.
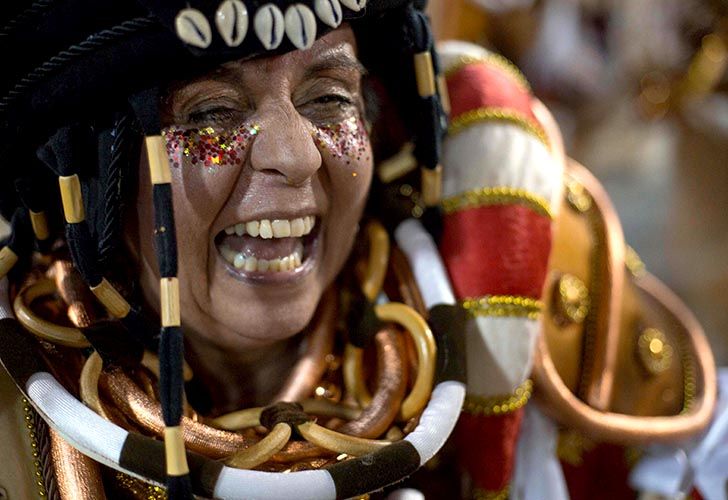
473, 485, 510, 500
442, 186, 553, 219
463, 380, 533, 416
625, 245, 646, 278
448, 107, 550, 149
445, 52, 531, 92
679, 332, 697, 414
22, 398, 48, 498
462, 295, 543, 320
115, 471, 167, 500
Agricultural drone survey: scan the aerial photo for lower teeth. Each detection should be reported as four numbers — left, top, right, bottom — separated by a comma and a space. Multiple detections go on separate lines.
220, 243, 304, 273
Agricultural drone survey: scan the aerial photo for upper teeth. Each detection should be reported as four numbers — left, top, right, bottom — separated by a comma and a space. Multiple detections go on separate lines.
223, 216, 316, 239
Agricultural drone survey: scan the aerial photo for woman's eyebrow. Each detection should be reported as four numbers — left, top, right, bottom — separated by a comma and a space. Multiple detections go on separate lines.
303, 50, 367, 79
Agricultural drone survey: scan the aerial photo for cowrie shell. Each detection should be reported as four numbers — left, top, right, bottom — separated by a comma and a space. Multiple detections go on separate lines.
175, 8, 212, 48
254, 4, 285, 50
340, 0, 366, 12
285, 4, 317, 50
314, 0, 342, 28
216, 0, 249, 47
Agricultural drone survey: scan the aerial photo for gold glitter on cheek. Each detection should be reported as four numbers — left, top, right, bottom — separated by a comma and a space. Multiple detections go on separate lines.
312, 116, 372, 166
162, 123, 262, 171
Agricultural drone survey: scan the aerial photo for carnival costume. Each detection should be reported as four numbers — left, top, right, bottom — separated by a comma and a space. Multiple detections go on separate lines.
0, 1, 718, 499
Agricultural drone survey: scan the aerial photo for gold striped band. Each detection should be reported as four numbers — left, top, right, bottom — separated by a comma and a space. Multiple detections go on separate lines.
462, 295, 543, 320
414, 51, 436, 97
0, 246, 18, 278
448, 107, 550, 148
442, 186, 552, 219
444, 52, 531, 92
146, 135, 172, 185
58, 174, 85, 223
474, 485, 510, 500
164, 426, 189, 476
90, 278, 131, 319
29, 210, 49, 240
160, 277, 181, 327
464, 380, 533, 416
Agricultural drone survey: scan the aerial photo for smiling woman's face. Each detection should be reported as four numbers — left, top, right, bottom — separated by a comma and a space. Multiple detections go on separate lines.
132, 26, 372, 351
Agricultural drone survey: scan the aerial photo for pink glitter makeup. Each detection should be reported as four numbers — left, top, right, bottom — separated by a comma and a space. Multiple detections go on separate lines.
313, 116, 371, 164
164, 123, 260, 170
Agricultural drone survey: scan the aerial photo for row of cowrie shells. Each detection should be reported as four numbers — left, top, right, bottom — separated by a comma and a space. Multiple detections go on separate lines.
175, 0, 367, 51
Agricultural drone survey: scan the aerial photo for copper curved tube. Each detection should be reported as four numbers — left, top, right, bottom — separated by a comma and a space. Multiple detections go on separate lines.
390, 247, 427, 316
100, 369, 254, 458
269, 441, 333, 464
345, 303, 436, 422
532, 272, 717, 445
225, 423, 292, 470
274, 287, 337, 403
338, 327, 407, 438
53, 258, 98, 328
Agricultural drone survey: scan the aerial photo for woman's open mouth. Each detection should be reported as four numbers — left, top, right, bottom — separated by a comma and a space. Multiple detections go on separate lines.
214, 215, 320, 277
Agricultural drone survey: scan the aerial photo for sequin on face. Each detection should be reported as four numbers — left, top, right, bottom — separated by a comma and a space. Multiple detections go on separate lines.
313, 116, 370, 165
164, 123, 261, 171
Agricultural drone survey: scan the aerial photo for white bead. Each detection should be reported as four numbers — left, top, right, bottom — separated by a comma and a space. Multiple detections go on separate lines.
175, 8, 212, 49
216, 0, 249, 47
254, 4, 285, 50
314, 0, 342, 28
285, 4, 317, 50
340, 0, 366, 12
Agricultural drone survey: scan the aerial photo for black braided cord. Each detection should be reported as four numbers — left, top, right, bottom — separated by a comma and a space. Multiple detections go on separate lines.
31, 405, 61, 500
0, 0, 58, 38
0, 16, 156, 112
98, 113, 131, 265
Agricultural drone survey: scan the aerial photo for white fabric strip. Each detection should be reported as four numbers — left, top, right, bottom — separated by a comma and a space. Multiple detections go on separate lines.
405, 381, 466, 466
213, 467, 336, 500
466, 316, 539, 397
26, 372, 129, 469
394, 219, 456, 308
442, 122, 562, 213
512, 404, 569, 500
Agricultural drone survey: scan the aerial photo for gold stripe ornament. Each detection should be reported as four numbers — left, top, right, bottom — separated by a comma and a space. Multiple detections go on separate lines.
146, 135, 172, 184
462, 295, 543, 320
463, 380, 533, 416
474, 485, 510, 500
58, 174, 86, 223
90, 278, 131, 319
441, 186, 553, 219
421, 165, 443, 207
0, 245, 19, 279
164, 426, 190, 476
29, 210, 50, 241
448, 107, 550, 149
414, 51, 436, 97
160, 277, 181, 327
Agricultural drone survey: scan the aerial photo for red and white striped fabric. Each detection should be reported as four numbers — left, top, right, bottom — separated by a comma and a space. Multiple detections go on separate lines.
437, 41, 564, 496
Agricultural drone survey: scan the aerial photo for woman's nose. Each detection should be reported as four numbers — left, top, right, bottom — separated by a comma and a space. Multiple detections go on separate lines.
249, 103, 321, 185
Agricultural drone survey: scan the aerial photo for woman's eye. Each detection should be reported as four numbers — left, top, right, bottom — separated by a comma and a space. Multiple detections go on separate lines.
187, 106, 243, 126
312, 94, 353, 106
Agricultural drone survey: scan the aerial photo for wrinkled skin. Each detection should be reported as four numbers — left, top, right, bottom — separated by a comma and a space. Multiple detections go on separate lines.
128, 26, 373, 407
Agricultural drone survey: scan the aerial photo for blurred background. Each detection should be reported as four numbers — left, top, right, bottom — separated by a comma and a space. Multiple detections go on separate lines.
428, 0, 728, 363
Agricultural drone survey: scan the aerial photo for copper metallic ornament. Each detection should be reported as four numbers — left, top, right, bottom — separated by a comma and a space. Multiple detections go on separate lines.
50, 428, 107, 500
